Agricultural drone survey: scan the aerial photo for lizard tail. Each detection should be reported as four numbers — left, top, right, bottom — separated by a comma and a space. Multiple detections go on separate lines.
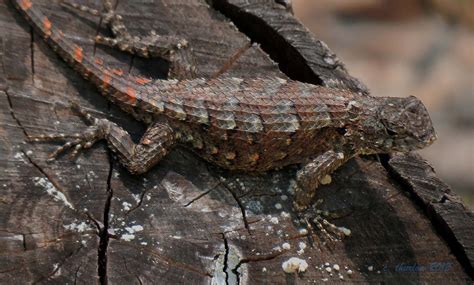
12, 0, 142, 107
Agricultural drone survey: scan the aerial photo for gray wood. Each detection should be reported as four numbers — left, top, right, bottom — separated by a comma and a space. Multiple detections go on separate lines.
388, 153, 474, 278
0, 0, 472, 284
211, 0, 370, 95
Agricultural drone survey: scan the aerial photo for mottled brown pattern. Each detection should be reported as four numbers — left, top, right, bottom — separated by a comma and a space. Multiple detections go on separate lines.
13, 0, 437, 209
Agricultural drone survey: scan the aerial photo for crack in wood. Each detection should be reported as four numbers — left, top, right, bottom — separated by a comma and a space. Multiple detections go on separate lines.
122, 256, 143, 285
232, 250, 286, 283
73, 263, 83, 285
382, 153, 474, 279
21, 233, 26, 251
210, 0, 323, 86
5, 89, 29, 138
219, 180, 250, 233
32, 245, 83, 284
183, 182, 221, 207
124, 185, 152, 216
210, 218, 262, 236
22, 150, 76, 210
29, 27, 35, 84
116, 242, 213, 277
221, 233, 230, 285
84, 212, 102, 235
97, 152, 114, 285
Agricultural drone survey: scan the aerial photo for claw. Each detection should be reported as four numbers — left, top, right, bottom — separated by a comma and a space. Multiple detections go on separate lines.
28, 133, 83, 141
69, 144, 83, 160
31, 119, 106, 163
61, 0, 101, 16
296, 200, 350, 244
47, 139, 78, 160
69, 103, 99, 125
84, 141, 95, 148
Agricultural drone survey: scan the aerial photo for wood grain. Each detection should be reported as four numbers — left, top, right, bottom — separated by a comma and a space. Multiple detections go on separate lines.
0, 0, 472, 283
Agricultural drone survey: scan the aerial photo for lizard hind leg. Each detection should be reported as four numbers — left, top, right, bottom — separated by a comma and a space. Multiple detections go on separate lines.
293, 150, 349, 211
293, 150, 353, 242
29, 104, 176, 174
61, 0, 189, 59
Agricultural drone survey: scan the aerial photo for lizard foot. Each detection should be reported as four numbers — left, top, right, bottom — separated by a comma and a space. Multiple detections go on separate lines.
297, 200, 352, 244
61, 0, 188, 58
28, 106, 108, 161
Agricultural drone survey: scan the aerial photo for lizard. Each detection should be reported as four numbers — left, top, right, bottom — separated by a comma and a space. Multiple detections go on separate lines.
12, 0, 437, 211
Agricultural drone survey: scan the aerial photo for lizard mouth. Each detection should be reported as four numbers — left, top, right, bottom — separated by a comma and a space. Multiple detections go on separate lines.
417, 125, 438, 148
424, 132, 437, 145
392, 131, 437, 152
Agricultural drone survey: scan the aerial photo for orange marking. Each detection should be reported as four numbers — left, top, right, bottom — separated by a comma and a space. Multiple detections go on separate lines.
112, 69, 124, 76
250, 153, 260, 162
102, 70, 111, 89
134, 77, 151, 85
94, 58, 104, 65
225, 152, 236, 160
74, 46, 83, 63
19, 0, 32, 10
126, 86, 137, 104
43, 17, 52, 37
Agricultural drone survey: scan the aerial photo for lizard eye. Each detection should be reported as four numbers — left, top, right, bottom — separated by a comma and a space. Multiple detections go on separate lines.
336, 128, 347, 135
386, 128, 397, 136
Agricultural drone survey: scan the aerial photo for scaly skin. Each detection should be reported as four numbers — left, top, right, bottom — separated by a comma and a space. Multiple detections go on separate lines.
13, 0, 436, 210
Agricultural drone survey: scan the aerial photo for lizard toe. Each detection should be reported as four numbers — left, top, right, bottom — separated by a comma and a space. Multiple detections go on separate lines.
38, 125, 105, 162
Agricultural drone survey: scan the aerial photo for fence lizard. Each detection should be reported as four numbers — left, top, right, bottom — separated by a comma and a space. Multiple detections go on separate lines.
12, 0, 436, 210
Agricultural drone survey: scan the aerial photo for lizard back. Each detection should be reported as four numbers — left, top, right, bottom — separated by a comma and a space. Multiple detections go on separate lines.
13, 0, 379, 171
13, 1, 363, 128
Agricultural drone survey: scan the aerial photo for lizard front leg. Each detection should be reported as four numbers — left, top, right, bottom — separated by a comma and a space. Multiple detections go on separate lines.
294, 150, 350, 211
30, 106, 176, 174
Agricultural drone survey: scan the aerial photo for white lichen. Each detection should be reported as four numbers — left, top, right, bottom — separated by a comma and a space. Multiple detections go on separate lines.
282, 257, 308, 273
269, 217, 279, 224
299, 228, 308, 235
122, 201, 132, 211
14, 152, 25, 161
33, 177, 74, 210
63, 221, 92, 233
121, 234, 135, 241
297, 241, 307, 255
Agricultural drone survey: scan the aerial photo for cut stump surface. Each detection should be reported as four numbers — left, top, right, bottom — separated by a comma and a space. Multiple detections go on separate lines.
0, 0, 472, 283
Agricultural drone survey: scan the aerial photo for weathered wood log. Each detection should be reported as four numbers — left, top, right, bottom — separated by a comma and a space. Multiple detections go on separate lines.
0, 0, 472, 284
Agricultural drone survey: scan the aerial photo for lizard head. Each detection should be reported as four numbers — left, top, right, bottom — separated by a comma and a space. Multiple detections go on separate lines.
375, 96, 437, 152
